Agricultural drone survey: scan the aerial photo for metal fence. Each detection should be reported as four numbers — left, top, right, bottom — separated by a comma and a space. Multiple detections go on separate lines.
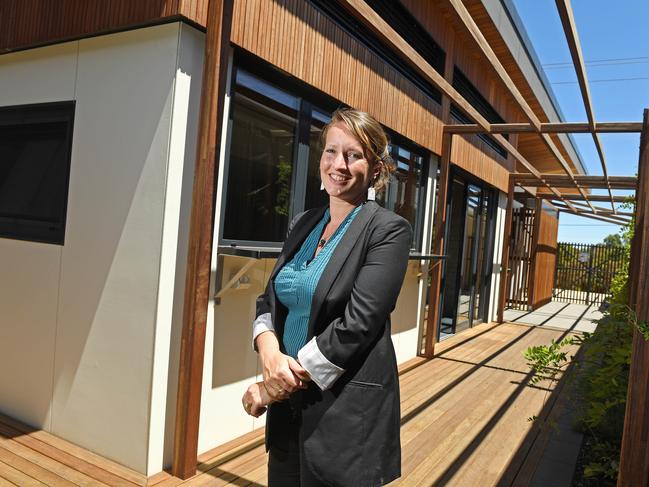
553, 242, 627, 306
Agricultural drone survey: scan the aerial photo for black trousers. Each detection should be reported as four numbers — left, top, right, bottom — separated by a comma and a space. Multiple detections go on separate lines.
267, 402, 328, 487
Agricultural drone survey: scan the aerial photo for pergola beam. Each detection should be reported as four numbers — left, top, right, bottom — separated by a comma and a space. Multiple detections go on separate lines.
443, 0, 592, 208
536, 194, 631, 203
444, 122, 643, 134
555, 203, 633, 224
514, 174, 637, 189
555, 206, 630, 225
569, 200, 634, 217
555, 0, 615, 210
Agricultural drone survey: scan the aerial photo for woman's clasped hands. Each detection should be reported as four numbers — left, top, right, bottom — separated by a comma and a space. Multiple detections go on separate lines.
242, 334, 311, 417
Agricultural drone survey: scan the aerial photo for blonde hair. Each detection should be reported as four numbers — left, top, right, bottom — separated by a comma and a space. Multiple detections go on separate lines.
321, 108, 395, 194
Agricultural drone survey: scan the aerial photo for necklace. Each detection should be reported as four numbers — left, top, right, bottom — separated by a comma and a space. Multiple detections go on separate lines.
317, 223, 337, 248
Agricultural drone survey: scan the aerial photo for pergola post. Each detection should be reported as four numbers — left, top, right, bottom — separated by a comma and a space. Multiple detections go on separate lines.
424, 132, 452, 358
527, 198, 543, 309
172, 0, 233, 479
617, 108, 649, 486
497, 175, 515, 323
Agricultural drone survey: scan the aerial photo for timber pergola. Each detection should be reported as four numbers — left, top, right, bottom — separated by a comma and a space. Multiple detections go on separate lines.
173, 0, 649, 485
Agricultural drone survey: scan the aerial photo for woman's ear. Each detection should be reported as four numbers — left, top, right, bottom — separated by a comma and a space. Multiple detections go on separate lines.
373, 160, 383, 181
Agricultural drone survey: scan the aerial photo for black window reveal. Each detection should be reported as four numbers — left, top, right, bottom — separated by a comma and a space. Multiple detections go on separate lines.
0, 101, 75, 245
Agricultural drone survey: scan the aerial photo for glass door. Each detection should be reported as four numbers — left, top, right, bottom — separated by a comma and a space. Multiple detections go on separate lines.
455, 184, 482, 333
439, 175, 495, 340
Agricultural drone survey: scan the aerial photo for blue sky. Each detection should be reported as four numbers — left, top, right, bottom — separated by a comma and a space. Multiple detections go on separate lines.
511, 0, 649, 243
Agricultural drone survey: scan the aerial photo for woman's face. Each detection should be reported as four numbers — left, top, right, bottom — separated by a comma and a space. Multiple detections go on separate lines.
320, 122, 377, 205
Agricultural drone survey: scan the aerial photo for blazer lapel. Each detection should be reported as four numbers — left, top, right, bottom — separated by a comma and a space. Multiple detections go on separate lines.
271, 206, 327, 280
307, 201, 379, 338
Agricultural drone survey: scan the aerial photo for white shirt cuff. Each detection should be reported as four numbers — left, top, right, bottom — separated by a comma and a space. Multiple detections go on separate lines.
297, 337, 345, 391
252, 313, 274, 350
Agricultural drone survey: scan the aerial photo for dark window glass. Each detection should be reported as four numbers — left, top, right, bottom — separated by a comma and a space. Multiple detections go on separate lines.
222, 70, 299, 242
304, 108, 331, 211
0, 101, 75, 244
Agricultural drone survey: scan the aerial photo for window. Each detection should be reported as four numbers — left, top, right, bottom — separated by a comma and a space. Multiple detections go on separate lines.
221, 70, 299, 243
221, 64, 429, 250
378, 139, 428, 248
0, 101, 75, 245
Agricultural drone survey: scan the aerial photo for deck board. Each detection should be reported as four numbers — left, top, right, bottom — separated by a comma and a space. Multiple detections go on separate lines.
0, 322, 579, 486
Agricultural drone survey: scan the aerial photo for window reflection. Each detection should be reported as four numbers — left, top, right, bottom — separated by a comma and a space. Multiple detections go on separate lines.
382, 143, 424, 247
222, 71, 298, 242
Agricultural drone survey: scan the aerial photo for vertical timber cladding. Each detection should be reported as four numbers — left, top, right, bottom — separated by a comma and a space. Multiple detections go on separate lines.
0, 0, 209, 52
230, 0, 518, 192
530, 207, 558, 308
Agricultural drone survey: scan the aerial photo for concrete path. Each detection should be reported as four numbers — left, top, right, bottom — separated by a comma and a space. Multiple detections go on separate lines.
503, 301, 602, 334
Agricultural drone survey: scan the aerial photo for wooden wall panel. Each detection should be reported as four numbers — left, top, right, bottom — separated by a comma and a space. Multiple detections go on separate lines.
0, 0, 209, 53
401, 0, 523, 128
530, 207, 559, 308
450, 136, 511, 192
179, 0, 209, 26
231, 0, 445, 155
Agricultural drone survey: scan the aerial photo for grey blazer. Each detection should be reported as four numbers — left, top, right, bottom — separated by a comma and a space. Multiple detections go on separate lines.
255, 201, 412, 486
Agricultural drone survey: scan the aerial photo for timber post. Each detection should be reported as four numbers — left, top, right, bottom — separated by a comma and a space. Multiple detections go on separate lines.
497, 174, 515, 323
172, 0, 233, 479
617, 108, 649, 486
424, 132, 452, 358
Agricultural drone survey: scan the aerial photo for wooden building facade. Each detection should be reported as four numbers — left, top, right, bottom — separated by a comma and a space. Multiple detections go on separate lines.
0, 0, 582, 480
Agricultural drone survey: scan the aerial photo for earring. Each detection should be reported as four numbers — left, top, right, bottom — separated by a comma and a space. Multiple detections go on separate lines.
320, 181, 325, 191
367, 186, 376, 201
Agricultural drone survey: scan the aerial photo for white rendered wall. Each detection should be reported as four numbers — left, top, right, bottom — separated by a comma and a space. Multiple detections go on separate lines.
0, 41, 77, 433
0, 23, 203, 475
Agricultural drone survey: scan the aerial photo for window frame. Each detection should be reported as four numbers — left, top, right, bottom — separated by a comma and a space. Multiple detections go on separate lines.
0, 100, 75, 245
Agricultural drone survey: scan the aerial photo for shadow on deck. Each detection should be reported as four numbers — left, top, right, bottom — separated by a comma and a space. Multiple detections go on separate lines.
0, 322, 584, 486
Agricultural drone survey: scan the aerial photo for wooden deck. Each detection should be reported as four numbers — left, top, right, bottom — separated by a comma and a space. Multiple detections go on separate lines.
0, 322, 579, 486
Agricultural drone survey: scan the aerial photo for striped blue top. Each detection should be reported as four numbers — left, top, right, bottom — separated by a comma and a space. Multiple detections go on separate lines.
275, 205, 362, 358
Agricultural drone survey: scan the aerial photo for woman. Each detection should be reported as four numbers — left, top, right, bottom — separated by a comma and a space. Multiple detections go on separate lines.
242, 108, 412, 486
